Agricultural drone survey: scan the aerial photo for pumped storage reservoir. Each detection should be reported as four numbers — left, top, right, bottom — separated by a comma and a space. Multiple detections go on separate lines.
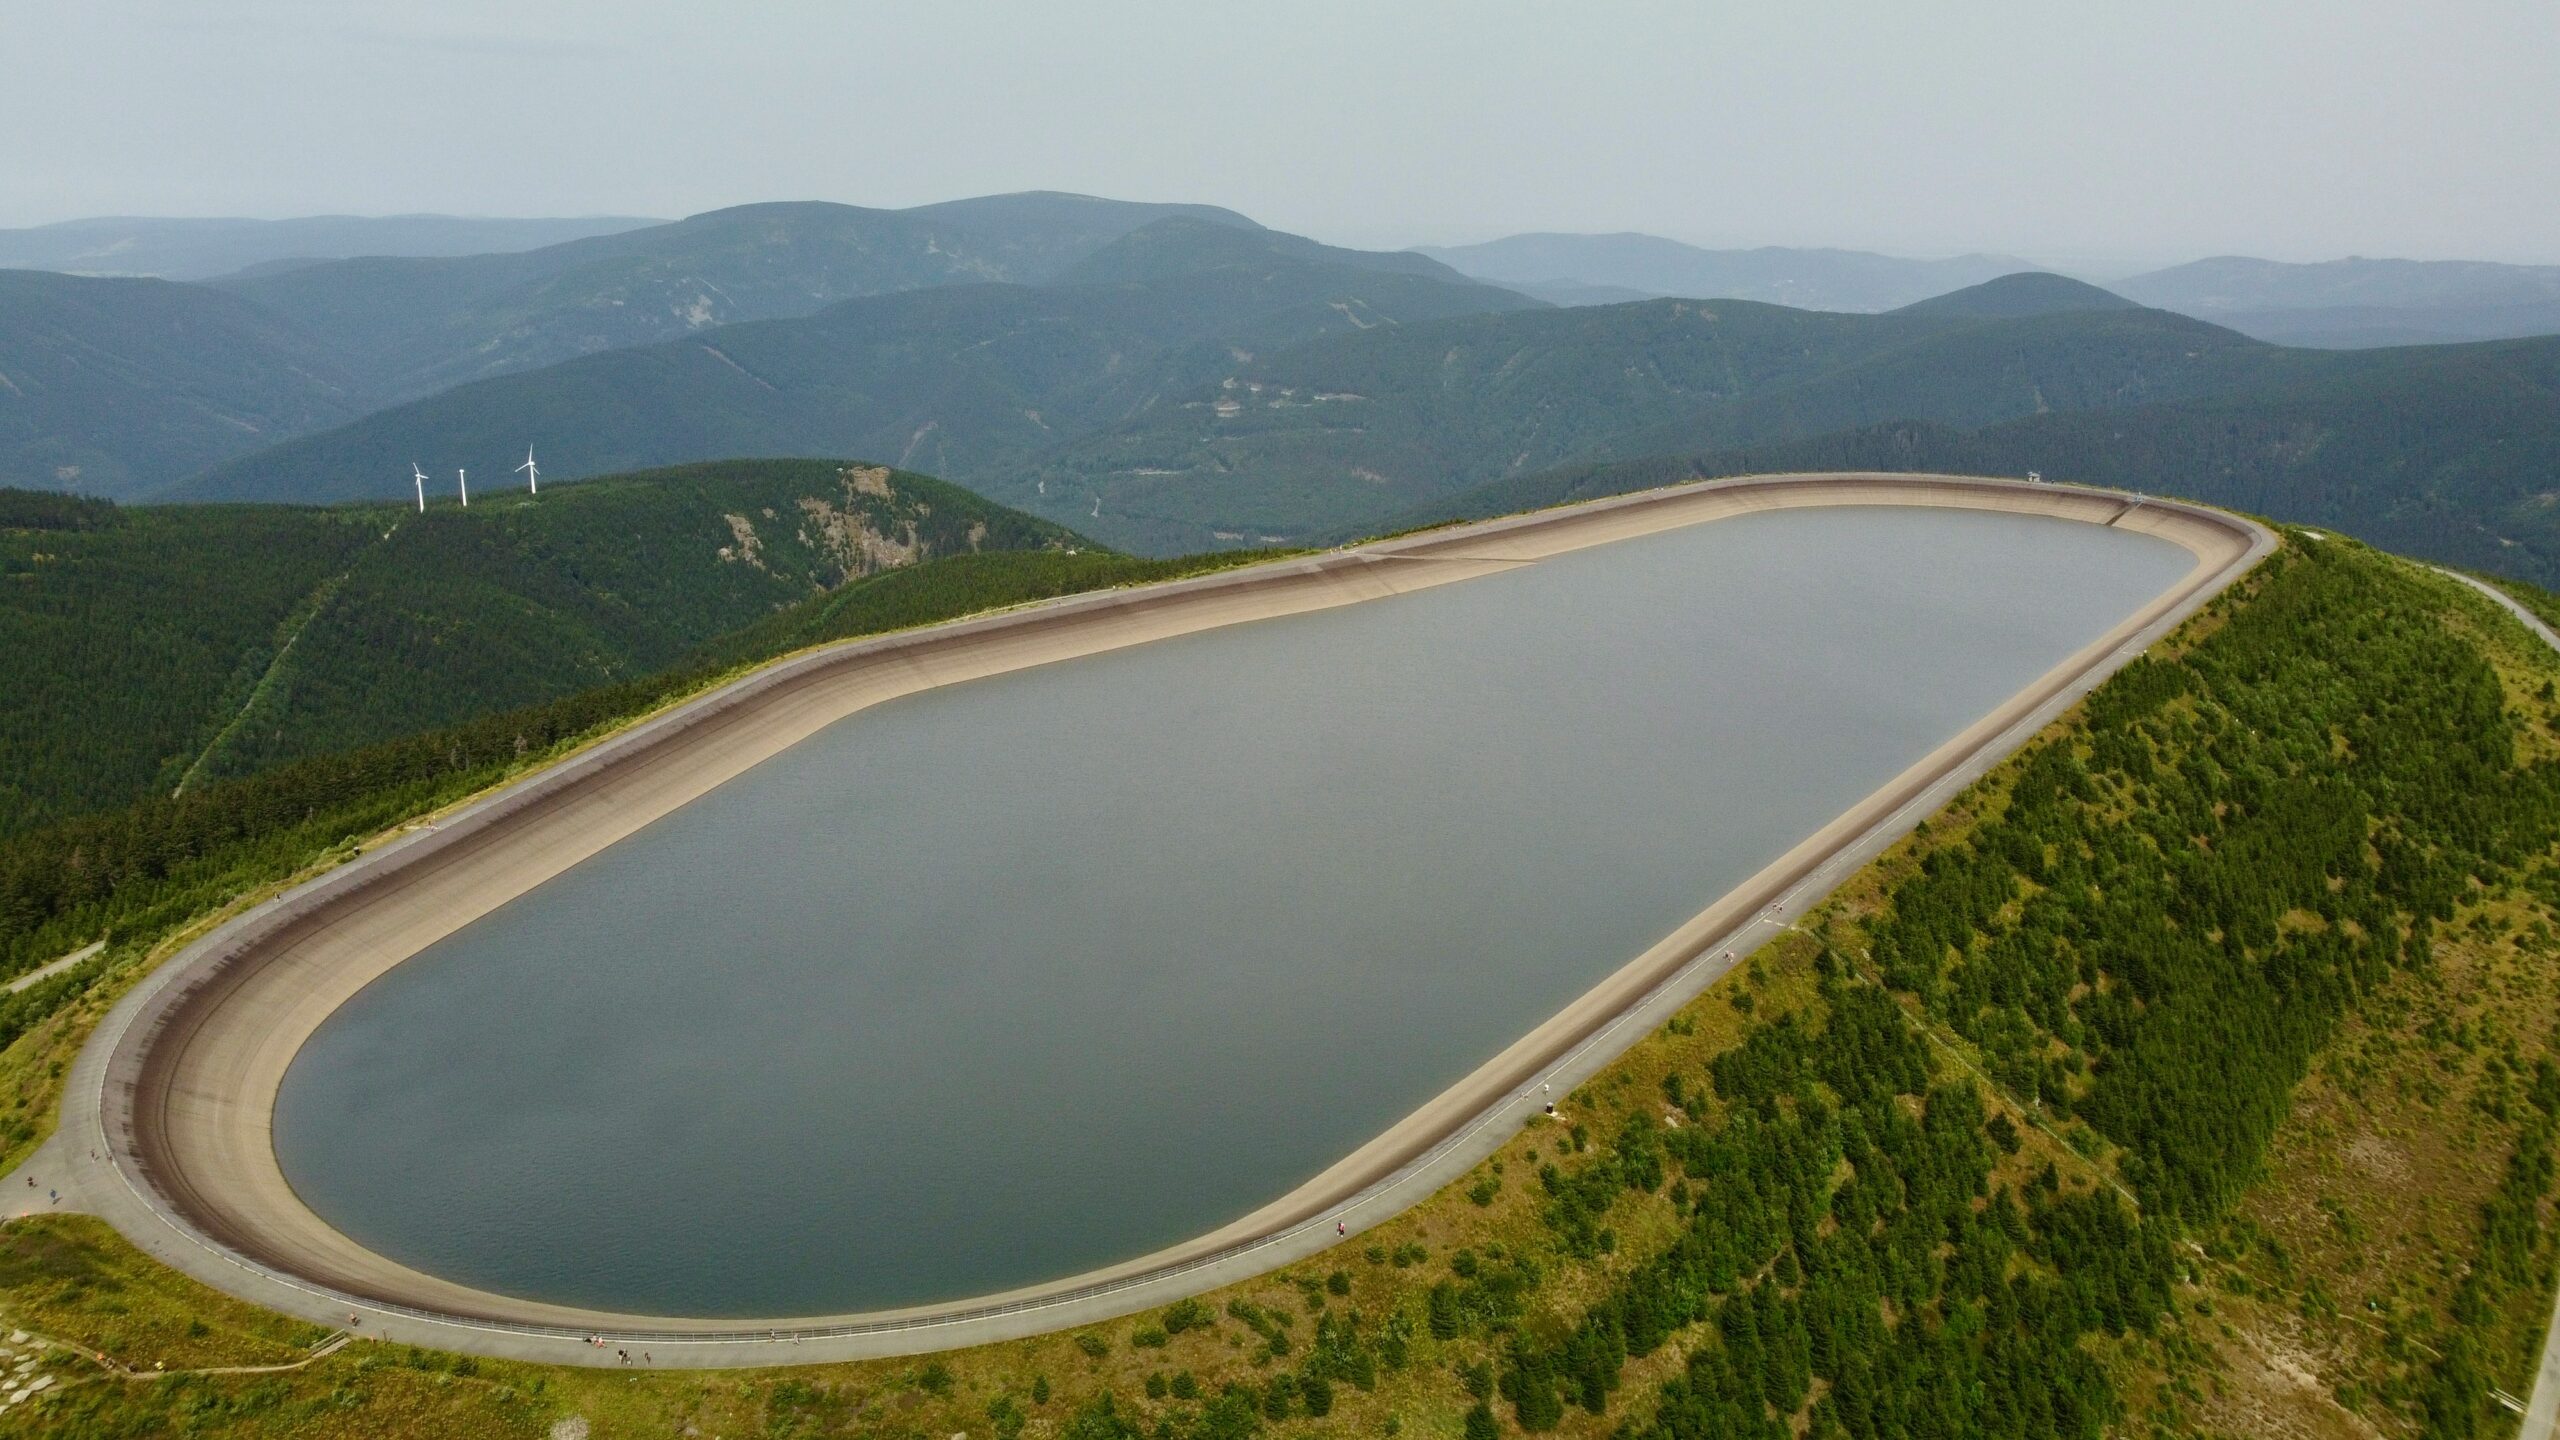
263, 502, 2198, 1317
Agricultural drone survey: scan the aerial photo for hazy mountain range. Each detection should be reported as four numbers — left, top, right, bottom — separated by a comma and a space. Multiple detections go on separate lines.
1417, 230, 2560, 350
5, 191, 2560, 585
2111, 255, 2560, 347
0, 214, 662, 281
1411, 233, 2036, 312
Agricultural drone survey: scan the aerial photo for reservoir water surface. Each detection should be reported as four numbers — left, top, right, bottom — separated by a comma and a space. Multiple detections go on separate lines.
274, 505, 2194, 1316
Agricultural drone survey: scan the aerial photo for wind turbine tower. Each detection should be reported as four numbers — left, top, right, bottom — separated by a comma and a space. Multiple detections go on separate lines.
411, 464, 427, 514
458, 468, 469, 508
517, 445, 540, 495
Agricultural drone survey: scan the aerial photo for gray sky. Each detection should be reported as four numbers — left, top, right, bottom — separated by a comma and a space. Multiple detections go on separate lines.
6, 1, 2554, 268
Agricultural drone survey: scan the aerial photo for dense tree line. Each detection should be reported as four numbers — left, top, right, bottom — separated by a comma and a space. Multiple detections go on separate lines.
1, 462, 1086, 834
1859, 541, 2559, 1218
188, 460, 1079, 781
1482, 969, 2166, 1440
0, 491, 377, 833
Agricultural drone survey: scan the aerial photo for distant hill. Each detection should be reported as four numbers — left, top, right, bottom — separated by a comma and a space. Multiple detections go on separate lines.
1414, 232, 2037, 311
2119, 254, 2560, 313
901, 190, 1264, 267
1892, 272, 2140, 318
1002, 297, 2269, 552
0, 193, 1301, 499
2188, 301, 2560, 349
1388, 331, 2560, 585
1502, 279, 1662, 308
0, 270, 367, 498
0, 213, 662, 281
174, 217, 1542, 510
210, 195, 1272, 403
1054, 213, 1456, 285
0, 460, 1080, 833
167, 238, 2560, 584
2118, 255, 2560, 348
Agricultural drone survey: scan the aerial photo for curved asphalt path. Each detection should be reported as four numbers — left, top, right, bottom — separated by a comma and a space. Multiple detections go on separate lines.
6, 473, 2270, 1367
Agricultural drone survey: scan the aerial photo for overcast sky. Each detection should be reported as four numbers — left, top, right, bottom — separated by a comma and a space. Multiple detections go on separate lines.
6, 1, 2553, 268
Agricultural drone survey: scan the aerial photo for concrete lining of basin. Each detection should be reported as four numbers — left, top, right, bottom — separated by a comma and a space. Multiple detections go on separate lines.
40, 472, 2271, 1365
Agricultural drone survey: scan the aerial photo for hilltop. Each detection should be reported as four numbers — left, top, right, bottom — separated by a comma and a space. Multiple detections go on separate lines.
0, 460, 1081, 834
1890, 271, 2139, 318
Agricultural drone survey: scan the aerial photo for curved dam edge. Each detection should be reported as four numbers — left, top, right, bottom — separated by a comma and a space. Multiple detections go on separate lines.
33, 473, 2271, 1367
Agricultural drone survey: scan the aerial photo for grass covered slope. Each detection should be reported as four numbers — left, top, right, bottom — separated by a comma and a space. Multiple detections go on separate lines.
0, 461, 1079, 834
3, 526, 2559, 1439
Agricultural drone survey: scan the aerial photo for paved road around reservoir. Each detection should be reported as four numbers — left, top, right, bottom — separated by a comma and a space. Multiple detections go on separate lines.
5, 473, 2269, 1366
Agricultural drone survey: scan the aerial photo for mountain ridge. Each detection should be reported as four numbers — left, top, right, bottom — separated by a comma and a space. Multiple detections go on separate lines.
172, 219, 1542, 510
1415, 231, 2040, 311
0, 213, 663, 281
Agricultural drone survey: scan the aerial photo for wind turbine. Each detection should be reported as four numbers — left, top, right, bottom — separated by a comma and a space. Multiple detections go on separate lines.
411, 464, 427, 513
517, 445, 540, 495
458, 468, 469, 508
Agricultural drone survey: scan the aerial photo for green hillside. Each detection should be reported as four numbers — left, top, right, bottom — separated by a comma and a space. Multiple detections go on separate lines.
0, 461, 1079, 834
6, 523, 2560, 1440
173, 218, 1542, 509
0, 270, 366, 498
0, 489, 378, 831
1399, 331, 2560, 586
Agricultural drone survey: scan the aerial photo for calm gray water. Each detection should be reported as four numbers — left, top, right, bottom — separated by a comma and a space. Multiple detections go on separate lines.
274, 506, 2191, 1316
